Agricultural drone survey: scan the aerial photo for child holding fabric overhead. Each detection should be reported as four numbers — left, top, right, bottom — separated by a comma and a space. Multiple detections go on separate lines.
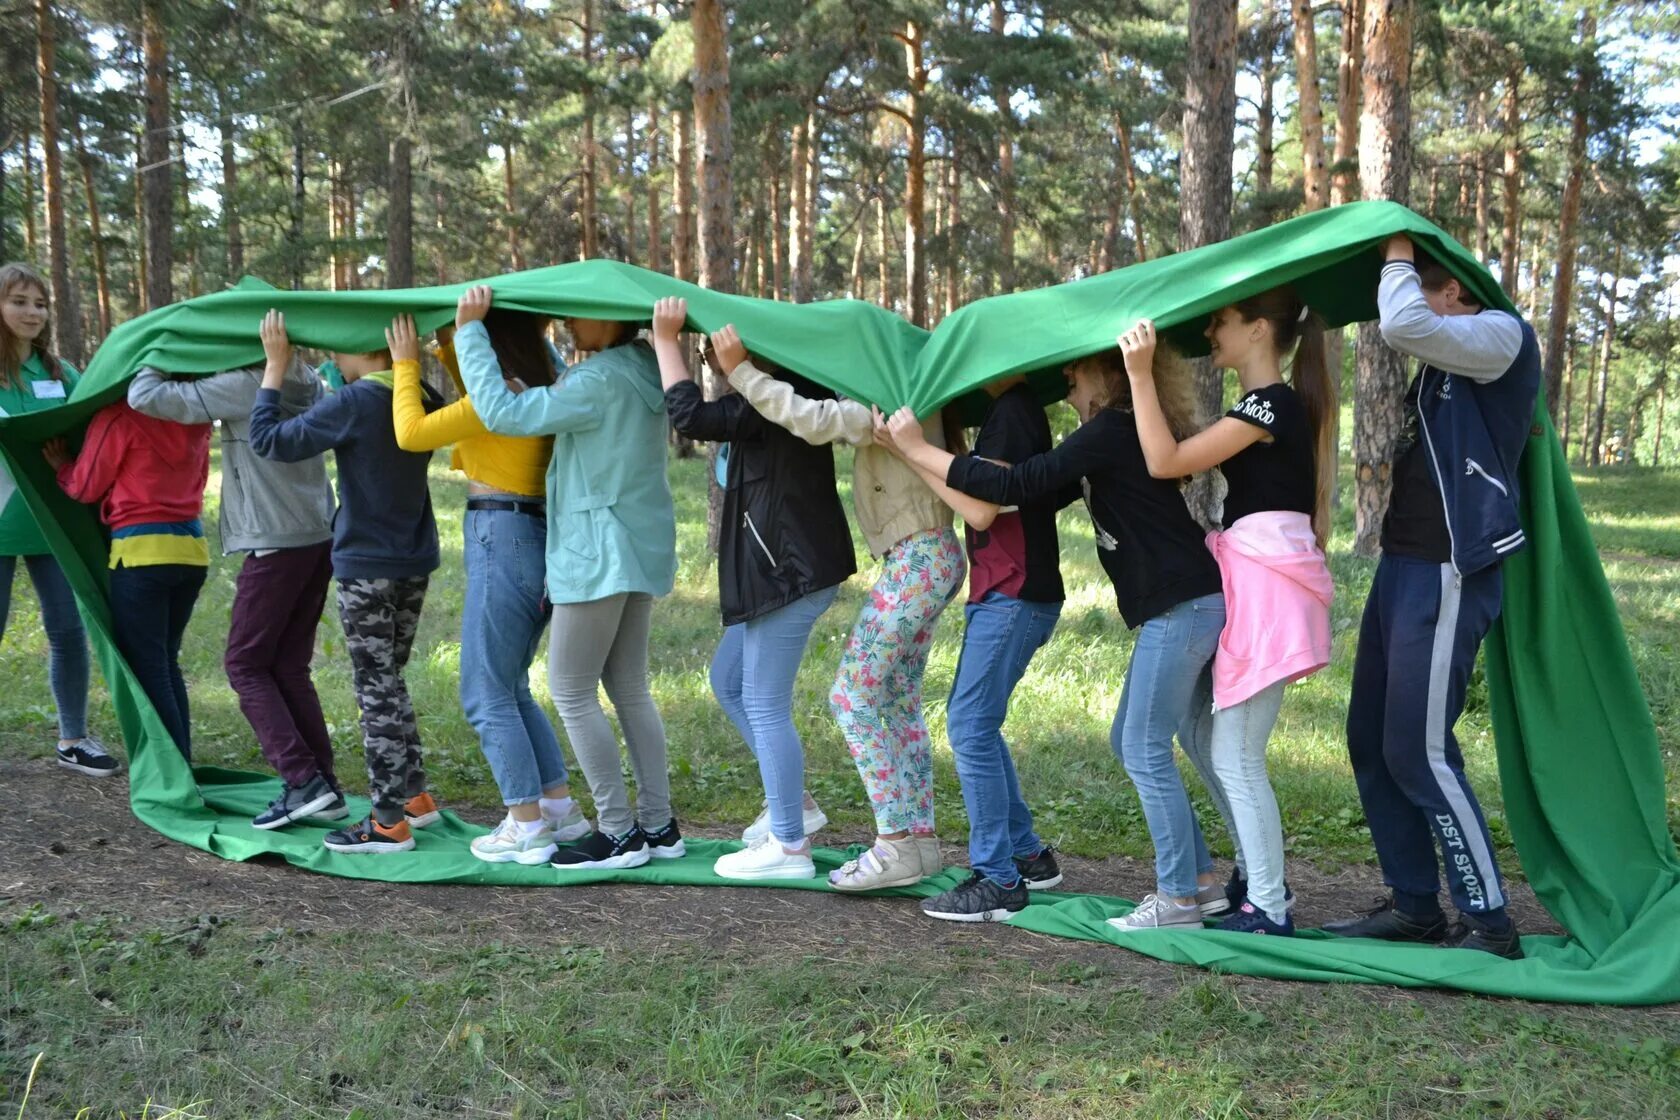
1117, 293, 1336, 936
248, 310, 443, 855
388, 310, 592, 865
654, 298, 855, 881
459, 285, 683, 872
0, 262, 109, 778
723, 337, 966, 892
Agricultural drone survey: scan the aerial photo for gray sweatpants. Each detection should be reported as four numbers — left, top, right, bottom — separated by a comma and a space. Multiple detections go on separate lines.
547, 592, 672, 838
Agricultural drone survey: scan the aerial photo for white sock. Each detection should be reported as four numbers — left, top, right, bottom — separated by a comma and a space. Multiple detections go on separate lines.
539, 796, 576, 821
513, 816, 548, 837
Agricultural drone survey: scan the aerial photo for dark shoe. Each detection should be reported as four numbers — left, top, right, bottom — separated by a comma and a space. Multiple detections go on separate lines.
637, 818, 687, 860
252, 772, 339, 830
921, 871, 1029, 923
1217, 901, 1295, 935
1441, 919, 1524, 960
1224, 867, 1296, 913
1013, 846, 1063, 891
551, 829, 650, 871
1323, 896, 1448, 943
56, 736, 119, 778
323, 815, 415, 854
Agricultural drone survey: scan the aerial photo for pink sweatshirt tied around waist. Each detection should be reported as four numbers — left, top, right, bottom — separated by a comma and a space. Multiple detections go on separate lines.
1205, 510, 1334, 710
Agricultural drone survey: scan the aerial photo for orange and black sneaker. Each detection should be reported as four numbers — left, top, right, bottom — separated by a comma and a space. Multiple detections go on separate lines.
323, 815, 415, 854
404, 792, 442, 829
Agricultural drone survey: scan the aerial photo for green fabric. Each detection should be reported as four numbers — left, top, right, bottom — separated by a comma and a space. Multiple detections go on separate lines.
1, 200, 1674, 1005
0, 355, 78, 556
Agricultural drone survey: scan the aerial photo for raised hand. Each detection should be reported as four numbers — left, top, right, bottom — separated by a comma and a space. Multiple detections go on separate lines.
652, 297, 688, 343
386, 313, 420, 364
1383, 233, 1415, 263
1117, 318, 1157, 379
709, 324, 747, 375
260, 309, 292, 369
41, 437, 70, 471
456, 284, 493, 328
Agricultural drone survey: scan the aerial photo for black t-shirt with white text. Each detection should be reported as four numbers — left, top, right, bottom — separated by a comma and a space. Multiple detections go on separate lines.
1221, 382, 1316, 527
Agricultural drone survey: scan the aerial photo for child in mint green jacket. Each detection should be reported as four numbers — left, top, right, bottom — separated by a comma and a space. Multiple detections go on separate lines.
457, 285, 681, 873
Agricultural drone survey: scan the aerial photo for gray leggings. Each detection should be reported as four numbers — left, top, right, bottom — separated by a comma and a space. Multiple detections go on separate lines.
547, 592, 672, 837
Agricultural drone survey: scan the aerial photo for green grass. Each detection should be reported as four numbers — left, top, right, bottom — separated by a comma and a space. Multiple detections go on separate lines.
3, 451, 1680, 1118
2, 450, 1678, 871
4, 906, 1678, 1119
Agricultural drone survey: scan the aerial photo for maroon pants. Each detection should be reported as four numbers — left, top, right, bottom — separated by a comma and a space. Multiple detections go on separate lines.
224, 543, 336, 786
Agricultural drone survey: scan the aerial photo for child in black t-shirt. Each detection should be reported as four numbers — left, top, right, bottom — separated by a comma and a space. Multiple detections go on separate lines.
1117, 288, 1337, 936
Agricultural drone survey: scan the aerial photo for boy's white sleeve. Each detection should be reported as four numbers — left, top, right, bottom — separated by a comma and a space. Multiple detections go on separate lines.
1377, 261, 1524, 383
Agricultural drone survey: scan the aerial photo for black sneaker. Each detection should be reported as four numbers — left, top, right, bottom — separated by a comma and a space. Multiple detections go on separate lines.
56, 736, 119, 778
322, 815, 415, 854
1323, 896, 1449, 943
1441, 919, 1524, 960
252, 772, 339, 830
1225, 867, 1296, 913
1218, 901, 1296, 935
922, 871, 1030, 923
1013, 846, 1063, 890
637, 818, 687, 860
551, 829, 650, 871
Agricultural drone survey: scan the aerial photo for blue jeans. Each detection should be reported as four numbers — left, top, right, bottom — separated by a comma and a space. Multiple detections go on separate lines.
710, 584, 840, 844
0, 553, 90, 740
108, 563, 207, 761
460, 507, 568, 806
1111, 592, 1226, 897
947, 593, 1062, 885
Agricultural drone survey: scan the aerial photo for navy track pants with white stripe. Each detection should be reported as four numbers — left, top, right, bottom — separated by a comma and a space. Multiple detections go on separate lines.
1346, 554, 1509, 916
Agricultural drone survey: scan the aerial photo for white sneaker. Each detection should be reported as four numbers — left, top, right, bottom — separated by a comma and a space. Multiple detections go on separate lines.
713, 834, 816, 881
915, 835, 942, 877
1105, 893, 1205, 932
829, 836, 924, 892
470, 816, 559, 866
741, 797, 829, 843
541, 801, 594, 844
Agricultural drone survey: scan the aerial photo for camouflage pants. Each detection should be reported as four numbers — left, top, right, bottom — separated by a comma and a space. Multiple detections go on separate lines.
337, 576, 429, 817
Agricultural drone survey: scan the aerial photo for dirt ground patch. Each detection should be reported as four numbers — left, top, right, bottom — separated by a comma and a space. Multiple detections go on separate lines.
0, 758, 1570, 989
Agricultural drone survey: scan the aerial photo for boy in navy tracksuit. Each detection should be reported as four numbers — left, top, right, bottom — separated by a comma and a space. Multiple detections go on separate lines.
1326, 235, 1538, 960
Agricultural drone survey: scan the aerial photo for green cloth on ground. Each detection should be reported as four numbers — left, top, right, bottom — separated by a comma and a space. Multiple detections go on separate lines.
1, 200, 1674, 1005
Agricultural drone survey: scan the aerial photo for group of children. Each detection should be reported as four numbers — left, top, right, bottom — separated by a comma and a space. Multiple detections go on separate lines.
0, 229, 1539, 957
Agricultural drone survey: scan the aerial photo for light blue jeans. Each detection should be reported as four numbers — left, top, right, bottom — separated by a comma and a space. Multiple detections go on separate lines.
947, 592, 1062, 885
1110, 592, 1226, 898
0, 553, 89, 740
711, 584, 841, 844
1186, 670, 1289, 919
460, 507, 569, 806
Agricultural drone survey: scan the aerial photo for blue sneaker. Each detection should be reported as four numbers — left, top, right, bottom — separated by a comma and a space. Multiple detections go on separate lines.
1217, 901, 1295, 935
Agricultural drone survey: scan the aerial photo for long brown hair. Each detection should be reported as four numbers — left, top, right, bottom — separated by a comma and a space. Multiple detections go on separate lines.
0, 263, 63, 390
1070, 344, 1205, 440
485, 307, 557, 388
1230, 285, 1336, 548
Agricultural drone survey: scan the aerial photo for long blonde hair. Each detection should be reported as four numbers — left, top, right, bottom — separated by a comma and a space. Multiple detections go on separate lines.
1069, 344, 1205, 441
0, 263, 63, 390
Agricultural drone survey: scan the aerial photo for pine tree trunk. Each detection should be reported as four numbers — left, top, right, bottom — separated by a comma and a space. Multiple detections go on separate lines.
1473, 91, 1490, 261
329, 159, 345, 291
876, 184, 892, 309
1654, 381, 1666, 468
1294, 0, 1328, 210
1561, 334, 1576, 450
769, 153, 785, 298
1352, 0, 1414, 557
1256, 7, 1279, 200
1543, 12, 1594, 418
673, 109, 695, 282
141, 0, 173, 309
903, 21, 928, 328
1117, 113, 1145, 261
1591, 256, 1620, 467
991, 0, 1015, 292
70, 118, 110, 341
1330, 0, 1363, 205
850, 201, 868, 298
503, 143, 525, 270
944, 136, 960, 314
23, 124, 39, 260
220, 109, 243, 278
645, 103, 663, 273
788, 118, 810, 300
1180, 0, 1238, 429
385, 0, 415, 288
693, 0, 735, 551
580, 0, 598, 260
1499, 60, 1522, 300
800, 111, 819, 301
36, 0, 84, 363
132, 130, 147, 311
289, 116, 306, 290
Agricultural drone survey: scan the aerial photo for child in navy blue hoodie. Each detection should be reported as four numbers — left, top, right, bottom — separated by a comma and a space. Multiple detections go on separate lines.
248, 310, 442, 855
1325, 236, 1539, 959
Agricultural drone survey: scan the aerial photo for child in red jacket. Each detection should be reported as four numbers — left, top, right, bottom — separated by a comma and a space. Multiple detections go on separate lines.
44, 399, 211, 760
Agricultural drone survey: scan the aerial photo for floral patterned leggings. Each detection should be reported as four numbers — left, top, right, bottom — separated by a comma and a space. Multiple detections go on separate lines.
829, 527, 966, 836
